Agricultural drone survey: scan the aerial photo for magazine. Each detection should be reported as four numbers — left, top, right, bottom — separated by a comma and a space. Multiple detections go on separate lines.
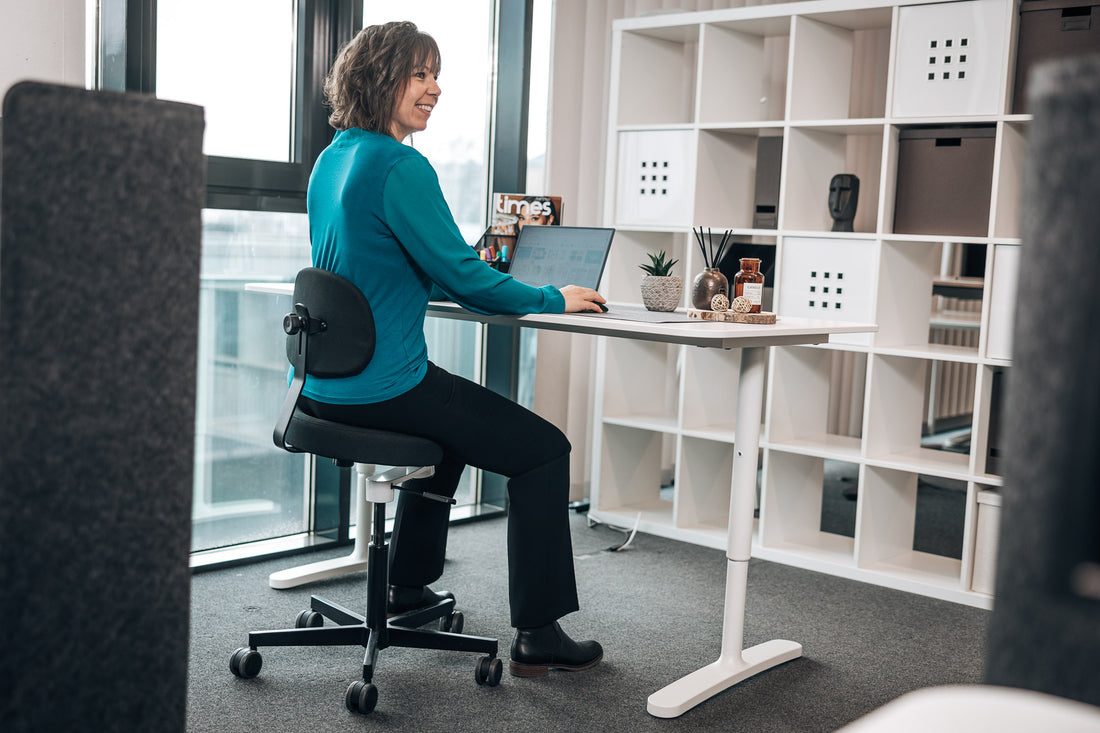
490, 192, 564, 236
476, 192, 565, 271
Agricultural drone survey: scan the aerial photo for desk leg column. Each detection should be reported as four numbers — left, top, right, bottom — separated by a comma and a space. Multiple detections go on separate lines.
647, 346, 802, 718
268, 463, 374, 589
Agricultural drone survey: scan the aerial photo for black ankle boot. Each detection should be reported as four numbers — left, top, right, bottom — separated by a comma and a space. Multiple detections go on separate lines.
386, 585, 454, 616
510, 621, 603, 677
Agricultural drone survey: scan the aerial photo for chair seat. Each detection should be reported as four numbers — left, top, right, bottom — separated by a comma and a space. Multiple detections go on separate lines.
285, 412, 443, 467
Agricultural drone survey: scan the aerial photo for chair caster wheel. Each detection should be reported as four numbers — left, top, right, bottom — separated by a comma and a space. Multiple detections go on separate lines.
229, 647, 262, 678
475, 655, 502, 686
295, 609, 323, 628
439, 610, 463, 634
345, 680, 378, 714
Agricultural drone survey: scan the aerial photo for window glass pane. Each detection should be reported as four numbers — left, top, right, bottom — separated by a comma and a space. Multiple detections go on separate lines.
156, 0, 296, 162
362, 1, 496, 507
362, 1, 492, 243
193, 210, 312, 551
518, 0, 554, 410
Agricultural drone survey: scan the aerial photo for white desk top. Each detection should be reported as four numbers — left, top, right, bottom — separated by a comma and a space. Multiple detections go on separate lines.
245, 282, 876, 349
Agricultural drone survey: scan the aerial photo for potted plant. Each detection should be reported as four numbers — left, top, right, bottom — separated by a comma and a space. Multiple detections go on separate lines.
639, 250, 682, 312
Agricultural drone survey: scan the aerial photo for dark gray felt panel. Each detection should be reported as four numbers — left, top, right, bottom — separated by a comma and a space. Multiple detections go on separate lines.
0, 82, 204, 732
984, 56, 1100, 705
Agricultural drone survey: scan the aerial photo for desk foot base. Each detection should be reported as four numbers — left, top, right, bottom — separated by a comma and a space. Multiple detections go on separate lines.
646, 639, 803, 719
268, 554, 369, 589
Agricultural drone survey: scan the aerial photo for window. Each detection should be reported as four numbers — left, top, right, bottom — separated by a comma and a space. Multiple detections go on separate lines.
156, 0, 297, 162
95, 0, 536, 561
359, 1, 496, 509
192, 210, 312, 551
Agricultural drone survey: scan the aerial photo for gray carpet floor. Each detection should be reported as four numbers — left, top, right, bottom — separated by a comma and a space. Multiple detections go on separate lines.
187, 510, 988, 732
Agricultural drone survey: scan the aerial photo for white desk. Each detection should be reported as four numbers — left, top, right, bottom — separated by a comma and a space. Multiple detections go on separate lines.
246, 282, 875, 717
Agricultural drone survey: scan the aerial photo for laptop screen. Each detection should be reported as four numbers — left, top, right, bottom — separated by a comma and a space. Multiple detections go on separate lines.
507, 225, 615, 290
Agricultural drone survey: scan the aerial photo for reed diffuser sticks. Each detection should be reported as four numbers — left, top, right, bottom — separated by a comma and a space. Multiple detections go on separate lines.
692, 226, 734, 269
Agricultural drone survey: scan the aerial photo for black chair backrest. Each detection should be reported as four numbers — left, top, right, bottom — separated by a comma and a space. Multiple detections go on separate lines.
288, 267, 376, 377
274, 267, 376, 451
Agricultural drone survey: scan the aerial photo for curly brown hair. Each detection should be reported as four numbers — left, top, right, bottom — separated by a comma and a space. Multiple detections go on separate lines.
323, 21, 441, 136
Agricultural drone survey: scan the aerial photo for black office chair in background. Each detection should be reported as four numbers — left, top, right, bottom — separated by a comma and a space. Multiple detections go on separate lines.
230, 267, 502, 715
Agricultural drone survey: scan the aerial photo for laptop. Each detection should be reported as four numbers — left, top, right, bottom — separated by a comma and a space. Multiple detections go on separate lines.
507, 225, 695, 323
507, 225, 614, 290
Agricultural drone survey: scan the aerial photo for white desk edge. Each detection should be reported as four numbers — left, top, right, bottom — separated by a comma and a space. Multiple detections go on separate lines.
245, 282, 874, 347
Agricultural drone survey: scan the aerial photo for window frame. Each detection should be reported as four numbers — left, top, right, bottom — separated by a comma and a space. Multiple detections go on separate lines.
99, 0, 361, 212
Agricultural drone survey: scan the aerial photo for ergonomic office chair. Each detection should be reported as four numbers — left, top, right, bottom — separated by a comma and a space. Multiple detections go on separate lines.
230, 267, 502, 715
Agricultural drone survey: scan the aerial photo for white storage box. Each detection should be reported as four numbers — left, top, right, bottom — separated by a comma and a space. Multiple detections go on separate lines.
892, 0, 1011, 117
777, 237, 876, 346
615, 129, 696, 227
972, 489, 1002, 595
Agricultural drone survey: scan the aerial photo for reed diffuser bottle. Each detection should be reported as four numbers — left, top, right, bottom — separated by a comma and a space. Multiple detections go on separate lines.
691, 227, 735, 310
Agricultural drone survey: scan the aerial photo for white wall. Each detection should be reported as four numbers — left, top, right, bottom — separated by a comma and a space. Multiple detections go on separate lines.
0, 0, 86, 112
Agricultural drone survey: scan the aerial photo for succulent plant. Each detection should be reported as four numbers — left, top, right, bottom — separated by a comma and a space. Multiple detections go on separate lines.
639, 250, 679, 277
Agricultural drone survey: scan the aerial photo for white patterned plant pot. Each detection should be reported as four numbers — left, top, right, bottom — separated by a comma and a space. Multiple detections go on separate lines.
640, 275, 683, 312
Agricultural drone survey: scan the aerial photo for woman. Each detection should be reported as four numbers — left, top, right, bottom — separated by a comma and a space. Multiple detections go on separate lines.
301, 20, 605, 677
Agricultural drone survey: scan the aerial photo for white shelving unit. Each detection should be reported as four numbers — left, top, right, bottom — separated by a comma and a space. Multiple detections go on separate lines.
592, 0, 1024, 609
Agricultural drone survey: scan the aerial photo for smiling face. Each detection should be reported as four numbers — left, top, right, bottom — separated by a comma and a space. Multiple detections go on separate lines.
515, 208, 552, 230
389, 64, 441, 141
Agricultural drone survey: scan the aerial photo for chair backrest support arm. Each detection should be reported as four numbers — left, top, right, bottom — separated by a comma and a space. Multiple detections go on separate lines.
273, 303, 314, 451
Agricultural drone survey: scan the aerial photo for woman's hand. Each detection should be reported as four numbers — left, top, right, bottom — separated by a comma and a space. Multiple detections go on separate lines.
559, 285, 606, 313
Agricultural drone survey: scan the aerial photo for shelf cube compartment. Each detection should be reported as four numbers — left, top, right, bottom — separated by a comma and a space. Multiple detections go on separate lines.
776, 236, 877, 346
675, 437, 735, 538
892, 125, 996, 237
698, 18, 790, 123
865, 353, 974, 476
783, 127, 883, 233
992, 121, 1027, 240
603, 230, 687, 306
856, 466, 966, 588
600, 338, 681, 428
694, 130, 782, 229
969, 365, 1007, 478
617, 26, 699, 125
615, 130, 696, 228
595, 424, 676, 522
1012, 0, 1100, 114
984, 243, 1020, 361
819, 459, 861, 540
788, 11, 891, 121
768, 345, 865, 457
681, 347, 743, 439
759, 450, 856, 561
875, 240, 941, 348
876, 240, 984, 355
891, 0, 1011, 118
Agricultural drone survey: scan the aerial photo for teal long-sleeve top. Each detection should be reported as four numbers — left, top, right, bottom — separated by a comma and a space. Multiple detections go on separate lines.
303, 128, 565, 404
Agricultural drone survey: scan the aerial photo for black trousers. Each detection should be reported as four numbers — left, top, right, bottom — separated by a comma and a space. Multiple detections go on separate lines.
300, 361, 580, 628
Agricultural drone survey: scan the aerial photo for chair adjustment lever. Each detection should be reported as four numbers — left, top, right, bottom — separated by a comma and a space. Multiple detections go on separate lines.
395, 486, 457, 505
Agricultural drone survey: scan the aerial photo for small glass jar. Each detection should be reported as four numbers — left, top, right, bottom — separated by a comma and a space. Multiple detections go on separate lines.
734, 258, 764, 313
